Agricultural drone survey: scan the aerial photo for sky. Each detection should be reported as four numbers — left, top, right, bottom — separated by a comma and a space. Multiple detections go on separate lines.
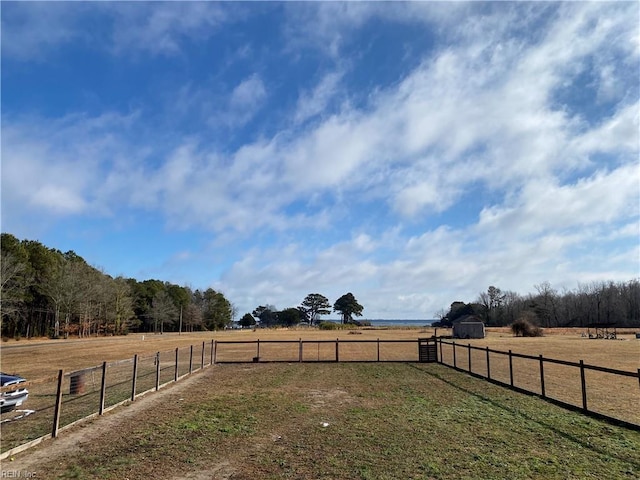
1, 2, 639, 320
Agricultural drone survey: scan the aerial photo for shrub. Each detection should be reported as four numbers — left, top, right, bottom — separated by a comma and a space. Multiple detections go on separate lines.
511, 315, 543, 337
318, 321, 357, 331
318, 321, 337, 330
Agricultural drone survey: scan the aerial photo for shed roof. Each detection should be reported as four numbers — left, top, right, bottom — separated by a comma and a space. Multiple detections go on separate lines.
452, 314, 484, 325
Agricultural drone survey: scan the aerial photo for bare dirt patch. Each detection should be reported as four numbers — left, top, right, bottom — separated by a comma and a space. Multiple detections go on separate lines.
306, 388, 352, 409
180, 461, 236, 480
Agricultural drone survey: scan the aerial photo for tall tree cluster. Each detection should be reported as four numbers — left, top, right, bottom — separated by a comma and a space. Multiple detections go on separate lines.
436, 280, 640, 328
0, 233, 234, 338
245, 292, 365, 327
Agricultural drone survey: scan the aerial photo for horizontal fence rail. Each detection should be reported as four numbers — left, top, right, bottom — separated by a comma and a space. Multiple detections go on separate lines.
435, 339, 640, 429
2, 337, 637, 459
212, 338, 419, 363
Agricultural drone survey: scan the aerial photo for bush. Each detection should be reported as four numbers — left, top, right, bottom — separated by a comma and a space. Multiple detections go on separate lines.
511, 315, 543, 337
318, 321, 357, 331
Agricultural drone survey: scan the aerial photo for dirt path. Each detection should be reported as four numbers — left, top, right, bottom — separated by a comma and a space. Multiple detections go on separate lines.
3, 368, 212, 475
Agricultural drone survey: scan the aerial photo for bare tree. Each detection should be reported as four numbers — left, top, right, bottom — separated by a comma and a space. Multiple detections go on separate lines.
107, 277, 135, 335
0, 252, 32, 336
533, 281, 559, 327
150, 290, 177, 334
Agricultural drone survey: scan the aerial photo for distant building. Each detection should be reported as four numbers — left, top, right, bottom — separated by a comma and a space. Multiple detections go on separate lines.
452, 315, 485, 339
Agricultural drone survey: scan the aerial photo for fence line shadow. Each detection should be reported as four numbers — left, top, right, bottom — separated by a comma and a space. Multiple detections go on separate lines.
408, 363, 640, 469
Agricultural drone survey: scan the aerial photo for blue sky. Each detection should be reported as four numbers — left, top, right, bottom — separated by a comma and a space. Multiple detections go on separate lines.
2, 2, 638, 319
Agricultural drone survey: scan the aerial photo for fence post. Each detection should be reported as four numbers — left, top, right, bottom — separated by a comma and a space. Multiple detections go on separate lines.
453, 342, 457, 368
377, 338, 380, 362
438, 338, 443, 363
189, 345, 194, 374
201, 341, 205, 370
131, 354, 138, 401
580, 360, 588, 411
52, 369, 64, 438
213, 340, 217, 364
336, 338, 339, 362
99, 361, 107, 415
299, 338, 303, 362
539, 355, 546, 398
155, 352, 160, 391
209, 339, 215, 365
509, 350, 514, 387
257, 339, 260, 361
486, 347, 491, 380
468, 344, 472, 372
174, 348, 179, 381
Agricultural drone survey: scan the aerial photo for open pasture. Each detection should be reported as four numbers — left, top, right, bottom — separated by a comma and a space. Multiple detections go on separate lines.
2, 327, 638, 379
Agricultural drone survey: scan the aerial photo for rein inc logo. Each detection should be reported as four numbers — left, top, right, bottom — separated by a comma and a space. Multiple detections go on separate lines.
1, 472, 36, 478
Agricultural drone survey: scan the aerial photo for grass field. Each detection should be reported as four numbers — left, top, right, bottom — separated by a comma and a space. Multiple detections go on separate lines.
6, 362, 640, 479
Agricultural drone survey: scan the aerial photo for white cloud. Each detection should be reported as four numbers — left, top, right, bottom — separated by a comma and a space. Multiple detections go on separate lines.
109, 2, 229, 56
0, 3, 85, 61
393, 180, 446, 217
1, 2, 235, 61
282, 2, 470, 59
1, 112, 138, 221
30, 186, 87, 215
282, 3, 374, 58
223, 74, 268, 127
171, 74, 269, 132
283, 113, 379, 189
230, 74, 266, 109
572, 102, 640, 155
476, 163, 639, 238
294, 71, 344, 124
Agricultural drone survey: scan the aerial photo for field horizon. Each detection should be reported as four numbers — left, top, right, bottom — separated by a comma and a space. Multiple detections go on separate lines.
2, 327, 639, 380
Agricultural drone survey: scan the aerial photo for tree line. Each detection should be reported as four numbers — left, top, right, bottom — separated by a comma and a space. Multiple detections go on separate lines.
1, 233, 234, 339
239, 292, 364, 328
435, 280, 640, 328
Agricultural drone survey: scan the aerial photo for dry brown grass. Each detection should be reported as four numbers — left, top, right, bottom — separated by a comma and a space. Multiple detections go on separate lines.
474, 327, 639, 371
1, 328, 436, 379
1, 326, 638, 378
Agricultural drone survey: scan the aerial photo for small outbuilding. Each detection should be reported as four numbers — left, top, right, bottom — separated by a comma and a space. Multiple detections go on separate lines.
452, 315, 485, 339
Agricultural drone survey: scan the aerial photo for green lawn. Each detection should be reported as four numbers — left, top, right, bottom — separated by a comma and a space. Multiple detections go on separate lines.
32, 363, 640, 479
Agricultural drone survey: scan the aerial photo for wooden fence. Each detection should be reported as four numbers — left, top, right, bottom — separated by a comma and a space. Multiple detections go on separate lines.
436, 339, 640, 430
0, 341, 216, 459
1, 337, 638, 459
212, 338, 419, 363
